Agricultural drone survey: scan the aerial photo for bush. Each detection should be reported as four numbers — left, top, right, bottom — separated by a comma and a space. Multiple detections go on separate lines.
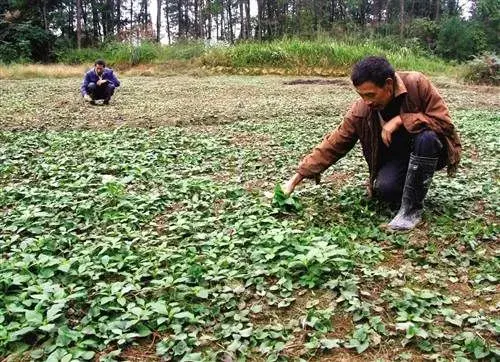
406, 18, 440, 52
463, 53, 499, 85
436, 17, 487, 61
57, 41, 206, 66
0, 21, 54, 63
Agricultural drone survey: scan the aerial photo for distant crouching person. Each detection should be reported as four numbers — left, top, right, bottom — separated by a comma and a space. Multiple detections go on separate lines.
81, 59, 120, 105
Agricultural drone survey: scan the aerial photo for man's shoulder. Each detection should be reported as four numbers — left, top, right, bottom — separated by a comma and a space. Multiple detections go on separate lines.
104, 68, 115, 74
349, 99, 370, 118
397, 71, 429, 86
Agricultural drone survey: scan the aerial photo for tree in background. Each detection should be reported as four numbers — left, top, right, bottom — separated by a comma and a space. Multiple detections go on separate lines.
0, 0, 498, 62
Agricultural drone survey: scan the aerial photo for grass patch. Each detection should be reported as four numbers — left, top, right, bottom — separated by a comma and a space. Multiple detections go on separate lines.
57, 41, 206, 66
201, 39, 456, 76
0, 38, 463, 79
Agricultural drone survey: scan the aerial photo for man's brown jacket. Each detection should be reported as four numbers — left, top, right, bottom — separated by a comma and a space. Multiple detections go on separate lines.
297, 71, 462, 192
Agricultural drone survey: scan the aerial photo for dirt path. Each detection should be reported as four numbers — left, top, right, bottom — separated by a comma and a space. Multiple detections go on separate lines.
0, 75, 498, 131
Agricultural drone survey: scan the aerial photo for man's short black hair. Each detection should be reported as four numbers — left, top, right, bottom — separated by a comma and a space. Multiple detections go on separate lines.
351, 56, 395, 88
95, 59, 106, 67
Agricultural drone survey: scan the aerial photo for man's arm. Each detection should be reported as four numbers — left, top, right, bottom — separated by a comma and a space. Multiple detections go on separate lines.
108, 70, 120, 87
401, 74, 454, 136
283, 106, 360, 194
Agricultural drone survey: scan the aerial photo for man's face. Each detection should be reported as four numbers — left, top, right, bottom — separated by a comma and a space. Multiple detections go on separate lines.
355, 78, 393, 110
95, 64, 104, 75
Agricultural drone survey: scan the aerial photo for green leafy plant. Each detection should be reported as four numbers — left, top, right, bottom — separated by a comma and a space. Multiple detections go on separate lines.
272, 183, 302, 212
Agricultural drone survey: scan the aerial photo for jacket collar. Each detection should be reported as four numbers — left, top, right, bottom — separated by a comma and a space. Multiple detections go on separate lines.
94, 68, 106, 78
394, 72, 408, 98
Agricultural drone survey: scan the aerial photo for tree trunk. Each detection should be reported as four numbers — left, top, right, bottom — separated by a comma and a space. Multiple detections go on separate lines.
216, 12, 219, 39
220, 4, 225, 39
157, 0, 162, 41
116, 0, 122, 32
184, 1, 188, 36
82, 1, 89, 43
239, 0, 244, 39
165, 1, 171, 43
41, 0, 48, 30
399, 0, 404, 36
257, 0, 262, 40
280, 0, 286, 37
198, 0, 202, 39
227, 0, 234, 42
90, 0, 100, 43
434, 0, 439, 20
207, 0, 212, 39
245, 0, 250, 38
266, 0, 273, 38
177, 0, 182, 38
77, 0, 82, 48
109, 0, 115, 36
194, 0, 199, 37
69, 0, 74, 41
130, 0, 134, 30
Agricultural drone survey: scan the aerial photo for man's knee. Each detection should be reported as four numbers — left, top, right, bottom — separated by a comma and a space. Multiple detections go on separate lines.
373, 176, 403, 203
106, 83, 115, 96
87, 82, 97, 92
413, 130, 443, 157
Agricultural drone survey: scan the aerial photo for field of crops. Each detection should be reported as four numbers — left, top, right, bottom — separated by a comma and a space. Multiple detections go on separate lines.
0, 76, 498, 361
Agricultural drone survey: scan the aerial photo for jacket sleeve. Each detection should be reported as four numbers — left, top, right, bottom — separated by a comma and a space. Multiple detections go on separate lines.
297, 106, 359, 178
400, 73, 461, 175
400, 74, 455, 137
80, 72, 90, 96
109, 70, 120, 87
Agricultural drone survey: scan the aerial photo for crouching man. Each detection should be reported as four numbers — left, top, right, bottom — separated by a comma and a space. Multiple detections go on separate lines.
283, 56, 462, 231
80, 59, 120, 105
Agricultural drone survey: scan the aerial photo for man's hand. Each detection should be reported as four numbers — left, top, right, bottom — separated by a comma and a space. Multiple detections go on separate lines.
83, 94, 92, 102
381, 115, 403, 147
282, 173, 305, 195
97, 79, 108, 86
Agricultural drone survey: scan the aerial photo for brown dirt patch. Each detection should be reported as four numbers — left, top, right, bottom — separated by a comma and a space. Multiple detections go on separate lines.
210, 171, 235, 184
450, 281, 500, 314
0, 75, 353, 131
323, 172, 354, 189
249, 289, 336, 327
228, 132, 273, 148
378, 249, 406, 269
151, 202, 186, 233
184, 124, 223, 136
119, 335, 161, 361
328, 314, 355, 339
243, 179, 273, 192
312, 344, 427, 362
213, 198, 226, 215
2, 75, 497, 131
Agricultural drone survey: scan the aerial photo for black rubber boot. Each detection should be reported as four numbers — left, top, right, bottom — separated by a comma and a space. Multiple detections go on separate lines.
388, 153, 438, 231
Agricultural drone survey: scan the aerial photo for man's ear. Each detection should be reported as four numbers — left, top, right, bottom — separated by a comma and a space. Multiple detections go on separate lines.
384, 77, 393, 89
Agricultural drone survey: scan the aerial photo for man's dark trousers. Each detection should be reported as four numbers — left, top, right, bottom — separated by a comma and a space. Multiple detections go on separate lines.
374, 129, 447, 204
86, 82, 115, 101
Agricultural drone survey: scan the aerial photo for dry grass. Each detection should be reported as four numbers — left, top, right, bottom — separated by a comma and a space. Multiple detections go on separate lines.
0, 63, 353, 79
0, 64, 89, 79
0, 63, 468, 80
